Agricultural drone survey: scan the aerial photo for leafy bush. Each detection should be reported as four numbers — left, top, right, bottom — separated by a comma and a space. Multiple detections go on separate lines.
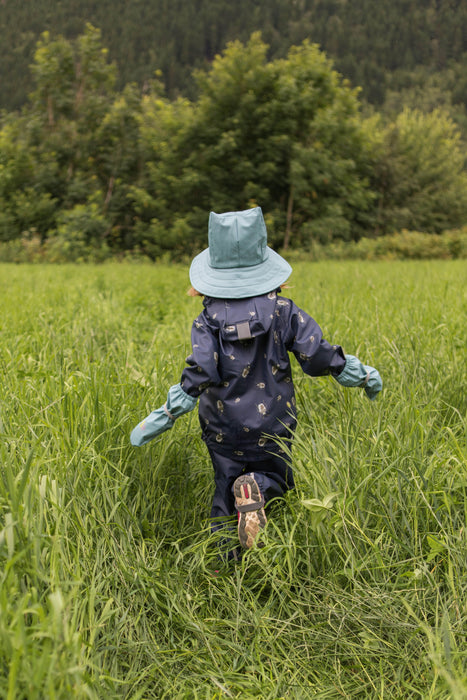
371, 109, 467, 234
342, 229, 467, 260
283, 228, 467, 262
45, 204, 110, 262
1, 227, 466, 263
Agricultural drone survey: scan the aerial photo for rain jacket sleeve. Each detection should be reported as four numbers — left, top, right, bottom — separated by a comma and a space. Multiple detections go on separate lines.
334, 354, 383, 400
284, 302, 346, 376
283, 301, 382, 400
180, 313, 222, 398
130, 383, 197, 446
130, 312, 220, 447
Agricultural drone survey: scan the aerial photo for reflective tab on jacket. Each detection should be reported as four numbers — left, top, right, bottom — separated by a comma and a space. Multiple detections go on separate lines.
237, 321, 252, 340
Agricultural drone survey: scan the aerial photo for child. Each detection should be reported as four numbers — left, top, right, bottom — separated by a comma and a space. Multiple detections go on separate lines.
130, 207, 382, 553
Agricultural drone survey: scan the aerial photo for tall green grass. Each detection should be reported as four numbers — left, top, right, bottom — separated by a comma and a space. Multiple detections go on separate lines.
0, 261, 465, 698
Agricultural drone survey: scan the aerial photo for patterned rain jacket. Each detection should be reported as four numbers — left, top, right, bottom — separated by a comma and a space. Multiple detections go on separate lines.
180, 290, 346, 458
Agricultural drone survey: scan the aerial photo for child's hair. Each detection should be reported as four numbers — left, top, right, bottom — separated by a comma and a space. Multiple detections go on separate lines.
187, 284, 291, 297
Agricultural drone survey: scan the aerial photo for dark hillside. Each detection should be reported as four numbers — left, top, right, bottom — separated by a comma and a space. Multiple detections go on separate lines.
2, 0, 467, 111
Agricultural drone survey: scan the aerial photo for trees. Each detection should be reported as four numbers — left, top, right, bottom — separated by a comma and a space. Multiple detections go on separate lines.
0, 119, 50, 242
3, 0, 467, 115
371, 109, 467, 234
1, 25, 467, 261
0, 25, 141, 254
136, 34, 375, 253
276, 44, 375, 246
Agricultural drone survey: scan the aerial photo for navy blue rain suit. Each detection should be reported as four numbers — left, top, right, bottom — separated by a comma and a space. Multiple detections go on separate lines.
179, 289, 346, 527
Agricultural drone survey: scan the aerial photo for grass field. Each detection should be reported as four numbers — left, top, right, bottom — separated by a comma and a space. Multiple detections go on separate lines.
0, 260, 466, 699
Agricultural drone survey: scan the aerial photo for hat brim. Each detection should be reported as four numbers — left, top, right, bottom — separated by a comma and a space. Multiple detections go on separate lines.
189, 247, 292, 299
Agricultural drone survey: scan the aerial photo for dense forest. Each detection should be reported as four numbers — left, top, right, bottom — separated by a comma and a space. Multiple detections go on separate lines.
1, 3, 467, 261
2, 0, 467, 112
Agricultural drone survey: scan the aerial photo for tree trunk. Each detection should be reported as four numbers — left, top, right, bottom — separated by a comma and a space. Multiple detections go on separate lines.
104, 175, 115, 210
283, 186, 294, 250
47, 95, 54, 127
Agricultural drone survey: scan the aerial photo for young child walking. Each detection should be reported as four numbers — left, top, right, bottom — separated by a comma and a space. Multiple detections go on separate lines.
130, 207, 382, 553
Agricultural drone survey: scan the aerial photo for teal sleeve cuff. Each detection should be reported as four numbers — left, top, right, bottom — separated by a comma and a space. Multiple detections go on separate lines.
335, 355, 382, 400
130, 384, 198, 446
166, 383, 198, 417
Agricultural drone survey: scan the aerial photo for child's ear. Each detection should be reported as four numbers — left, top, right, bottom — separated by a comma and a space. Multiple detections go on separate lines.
187, 287, 202, 297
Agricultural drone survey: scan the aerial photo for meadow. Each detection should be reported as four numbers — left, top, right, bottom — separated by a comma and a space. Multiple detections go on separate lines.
0, 260, 466, 699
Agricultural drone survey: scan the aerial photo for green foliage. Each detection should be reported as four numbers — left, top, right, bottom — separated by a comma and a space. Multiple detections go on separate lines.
2, 0, 467, 115
46, 204, 110, 262
0, 25, 141, 255
1, 26, 467, 259
0, 261, 466, 696
372, 109, 467, 234
2, 228, 466, 264
292, 228, 467, 262
29, 32, 75, 125
0, 122, 35, 240
137, 35, 375, 250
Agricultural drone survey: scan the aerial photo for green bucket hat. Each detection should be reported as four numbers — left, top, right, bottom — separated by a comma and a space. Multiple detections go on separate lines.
189, 207, 292, 299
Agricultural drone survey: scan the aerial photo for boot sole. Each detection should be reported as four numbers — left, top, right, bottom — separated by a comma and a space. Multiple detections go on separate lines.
233, 474, 267, 549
